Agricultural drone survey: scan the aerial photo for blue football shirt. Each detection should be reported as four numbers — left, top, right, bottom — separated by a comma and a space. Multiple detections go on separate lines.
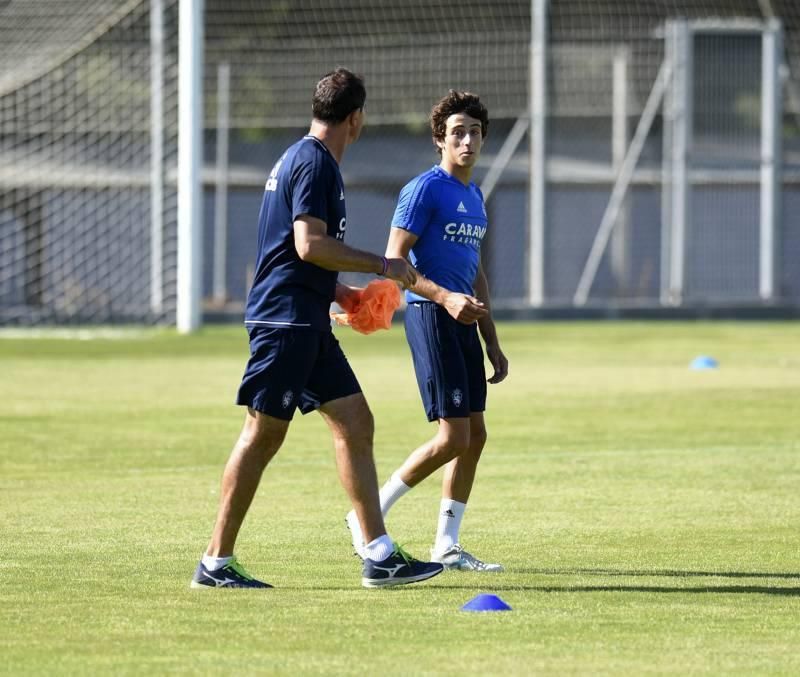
245, 136, 347, 330
391, 165, 488, 303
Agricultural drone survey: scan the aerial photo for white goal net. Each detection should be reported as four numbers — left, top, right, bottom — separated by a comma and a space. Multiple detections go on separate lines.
0, 0, 179, 324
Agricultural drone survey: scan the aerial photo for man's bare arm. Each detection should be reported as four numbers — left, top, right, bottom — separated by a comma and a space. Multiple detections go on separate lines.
295, 216, 415, 287
385, 226, 487, 324
473, 261, 508, 384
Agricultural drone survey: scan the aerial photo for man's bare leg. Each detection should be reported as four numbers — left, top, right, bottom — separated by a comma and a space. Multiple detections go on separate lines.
433, 412, 501, 570
206, 407, 289, 557
440, 412, 487, 503
395, 417, 471, 489
318, 392, 386, 544
323, 392, 443, 586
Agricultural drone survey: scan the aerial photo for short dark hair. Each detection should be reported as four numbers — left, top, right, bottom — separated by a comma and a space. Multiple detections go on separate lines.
430, 90, 489, 155
312, 67, 366, 124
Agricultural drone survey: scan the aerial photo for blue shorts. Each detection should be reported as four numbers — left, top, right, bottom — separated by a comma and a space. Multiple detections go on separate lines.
236, 326, 362, 420
404, 302, 487, 422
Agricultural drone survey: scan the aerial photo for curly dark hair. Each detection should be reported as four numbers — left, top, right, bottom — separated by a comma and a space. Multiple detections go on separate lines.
430, 90, 489, 155
312, 67, 366, 124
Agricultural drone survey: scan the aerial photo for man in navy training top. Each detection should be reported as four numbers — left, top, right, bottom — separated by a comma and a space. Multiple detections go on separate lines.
347, 90, 509, 572
192, 68, 443, 589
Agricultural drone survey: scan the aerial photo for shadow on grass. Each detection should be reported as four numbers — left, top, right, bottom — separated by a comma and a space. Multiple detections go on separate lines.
291, 583, 800, 595
283, 568, 800, 594
426, 583, 800, 596
419, 567, 800, 595
515, 568, 800, 579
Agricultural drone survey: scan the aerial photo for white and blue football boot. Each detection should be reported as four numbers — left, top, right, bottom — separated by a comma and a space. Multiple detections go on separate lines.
190, 557, 273, 589
431, 544, 504, 572
361, 543, 443, 588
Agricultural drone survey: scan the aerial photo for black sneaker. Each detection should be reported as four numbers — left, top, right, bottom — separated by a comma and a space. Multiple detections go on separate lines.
361, 543, 444, 588
190, 557, 273, 589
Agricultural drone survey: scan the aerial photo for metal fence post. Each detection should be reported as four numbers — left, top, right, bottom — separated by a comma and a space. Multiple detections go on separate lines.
213, 62, 230, 305
661, 20, 692, 306
760, 19, 783, 300
528, 0, 548, 306
150, 0, 164, 315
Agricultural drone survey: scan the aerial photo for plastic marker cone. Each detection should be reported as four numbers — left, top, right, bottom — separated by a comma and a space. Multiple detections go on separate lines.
461, 593, 512, 612
690, 355, 719, 370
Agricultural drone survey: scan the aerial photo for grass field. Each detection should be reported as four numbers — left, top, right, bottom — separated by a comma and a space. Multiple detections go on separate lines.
1, 321, 799, 675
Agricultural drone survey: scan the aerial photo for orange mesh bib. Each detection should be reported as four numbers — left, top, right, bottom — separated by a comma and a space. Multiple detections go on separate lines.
331, 279, 402, 334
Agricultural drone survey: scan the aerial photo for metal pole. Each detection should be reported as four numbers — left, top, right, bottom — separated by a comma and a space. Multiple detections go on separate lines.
758, 0, 800, 133
573, 59, 671, 306
177, 0, 204, 333
479, 115, 529, 203
663, 20, 692, 307
149, 0, 164, 315
213, 62, 230, 304
660, 41, 674, 306
611, 47, 631, 295
528, 0, 547, 306
760, 20, 783, 301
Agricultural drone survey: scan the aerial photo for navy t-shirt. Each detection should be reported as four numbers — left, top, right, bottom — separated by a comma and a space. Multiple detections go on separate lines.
391, 165, 488, 303
245, 136, 347, 330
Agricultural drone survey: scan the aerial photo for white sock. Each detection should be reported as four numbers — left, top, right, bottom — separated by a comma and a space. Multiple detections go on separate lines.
202, 554, 233, 571
364, 534, 394, 562
379, 473, 412, 517
433, 499, 466, 555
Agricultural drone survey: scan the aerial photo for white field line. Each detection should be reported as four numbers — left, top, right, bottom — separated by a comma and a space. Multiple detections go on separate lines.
0, 327, 160, 340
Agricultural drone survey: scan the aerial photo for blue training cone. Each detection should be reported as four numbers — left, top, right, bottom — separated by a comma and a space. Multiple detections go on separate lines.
690, 355, 719, 370
461, 593, 512, 612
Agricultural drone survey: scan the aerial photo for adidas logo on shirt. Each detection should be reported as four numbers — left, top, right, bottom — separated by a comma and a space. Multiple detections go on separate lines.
456, 201, 467, 213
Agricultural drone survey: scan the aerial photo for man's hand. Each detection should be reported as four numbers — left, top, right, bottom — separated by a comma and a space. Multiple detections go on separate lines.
384, 257, 417, 288
335, 283, 362, 311
485, 342, 509, 384
444, 292, 489, 325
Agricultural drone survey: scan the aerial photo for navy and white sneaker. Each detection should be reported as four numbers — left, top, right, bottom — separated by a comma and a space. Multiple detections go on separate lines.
362, 544, 444, 588
190, 557, 273, 589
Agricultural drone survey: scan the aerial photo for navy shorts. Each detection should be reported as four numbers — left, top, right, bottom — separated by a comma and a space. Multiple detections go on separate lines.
236, 326, 362, 420
404, 302, 487, 422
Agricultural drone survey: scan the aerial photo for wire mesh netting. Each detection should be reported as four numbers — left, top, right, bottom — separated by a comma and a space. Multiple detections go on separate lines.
545, 0, 800, 305
1, 0, 799, 325
0, 0, 180, 324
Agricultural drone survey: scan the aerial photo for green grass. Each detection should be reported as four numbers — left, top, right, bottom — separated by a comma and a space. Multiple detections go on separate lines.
1, 321, 799, 675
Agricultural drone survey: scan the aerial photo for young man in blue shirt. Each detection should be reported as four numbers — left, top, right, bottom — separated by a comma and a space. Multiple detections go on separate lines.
192, 68, 443, 589
347, 90, 509, 572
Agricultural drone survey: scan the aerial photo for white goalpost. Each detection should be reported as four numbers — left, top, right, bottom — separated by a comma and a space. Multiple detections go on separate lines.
176, 0, 204, 333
